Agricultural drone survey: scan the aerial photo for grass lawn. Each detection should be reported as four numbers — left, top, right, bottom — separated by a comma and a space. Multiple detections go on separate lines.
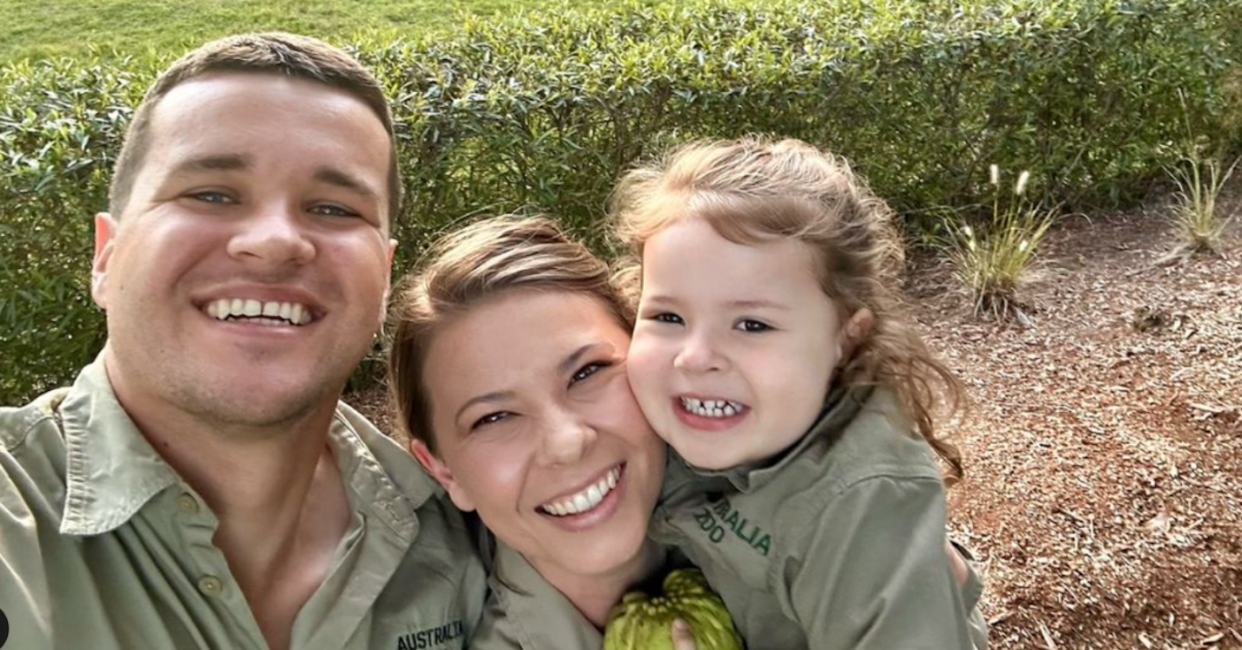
0, 0, 654, 63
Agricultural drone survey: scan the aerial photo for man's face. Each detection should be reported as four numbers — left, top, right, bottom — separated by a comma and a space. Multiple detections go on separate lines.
92, 73, 396, 429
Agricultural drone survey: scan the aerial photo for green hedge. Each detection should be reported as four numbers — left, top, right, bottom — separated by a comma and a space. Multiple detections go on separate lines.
2, 0, 1239, 403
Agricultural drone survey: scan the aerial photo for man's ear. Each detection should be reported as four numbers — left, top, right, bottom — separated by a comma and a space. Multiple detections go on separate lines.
410, 438, 475, 512
91, 213, 119, 310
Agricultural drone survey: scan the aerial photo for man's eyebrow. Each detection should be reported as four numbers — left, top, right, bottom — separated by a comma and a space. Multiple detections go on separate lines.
455, 391, 515, 422
314, 167, 382, 204
169, 154, 252, 176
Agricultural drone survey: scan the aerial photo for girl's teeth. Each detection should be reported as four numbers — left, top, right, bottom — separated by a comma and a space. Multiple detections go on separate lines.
542, 467, 620, 517
681, 397, 743, 418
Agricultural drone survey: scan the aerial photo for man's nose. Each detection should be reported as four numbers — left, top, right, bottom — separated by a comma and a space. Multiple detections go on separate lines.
227, 203, 316, 268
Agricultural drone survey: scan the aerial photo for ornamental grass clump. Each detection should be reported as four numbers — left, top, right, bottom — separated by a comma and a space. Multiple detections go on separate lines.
947, 165, 1055, 322
1166, 153, 1238, 256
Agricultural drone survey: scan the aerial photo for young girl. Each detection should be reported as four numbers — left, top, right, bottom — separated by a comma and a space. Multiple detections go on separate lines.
614, 137, 987, 650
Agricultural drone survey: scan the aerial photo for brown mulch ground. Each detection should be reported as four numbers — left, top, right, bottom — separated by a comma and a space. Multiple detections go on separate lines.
923, 206, 1242, 650
351, 195, 1242, 650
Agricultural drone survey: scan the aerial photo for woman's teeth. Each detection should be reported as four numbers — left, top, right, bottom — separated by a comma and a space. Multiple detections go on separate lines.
542, 466, 620, 517
681, 397, 743, 418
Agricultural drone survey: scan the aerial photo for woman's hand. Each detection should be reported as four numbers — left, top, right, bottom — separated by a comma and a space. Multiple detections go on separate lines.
671, 619, 698, 650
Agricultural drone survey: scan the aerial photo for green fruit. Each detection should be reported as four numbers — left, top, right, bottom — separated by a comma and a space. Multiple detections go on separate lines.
604, 568, 744, 650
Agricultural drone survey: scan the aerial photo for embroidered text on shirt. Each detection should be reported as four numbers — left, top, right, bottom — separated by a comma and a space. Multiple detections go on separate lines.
693, 496, 771, 556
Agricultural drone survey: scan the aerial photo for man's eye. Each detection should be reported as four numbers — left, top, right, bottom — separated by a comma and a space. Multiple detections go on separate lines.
570, 361, 611, 386
652, 312, 684, 325
735, 319, 772, 333
190, 191, 234, 204
471, 411, 511, 431
311, 204, 360, 218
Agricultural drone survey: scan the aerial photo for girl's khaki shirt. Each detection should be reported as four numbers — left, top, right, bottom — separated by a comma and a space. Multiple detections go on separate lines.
648, 387, 984, 650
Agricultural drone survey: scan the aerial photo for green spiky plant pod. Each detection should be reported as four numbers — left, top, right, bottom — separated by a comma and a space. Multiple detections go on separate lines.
603, 568, 744, 650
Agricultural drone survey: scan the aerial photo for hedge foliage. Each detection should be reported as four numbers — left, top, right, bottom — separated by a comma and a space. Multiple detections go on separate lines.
2, 0, 1239, 403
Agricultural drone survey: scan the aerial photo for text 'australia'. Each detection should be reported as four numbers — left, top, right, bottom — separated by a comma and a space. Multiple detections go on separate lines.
693, 497, 771, 556
395, 620, 464, 650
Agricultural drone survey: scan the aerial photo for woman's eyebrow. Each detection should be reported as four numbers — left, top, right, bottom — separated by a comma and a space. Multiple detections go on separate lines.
455, 390, 514, 422
557, 343, 596, 375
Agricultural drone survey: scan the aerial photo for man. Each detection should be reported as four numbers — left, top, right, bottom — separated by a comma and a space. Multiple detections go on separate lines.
0, 33, 484, 650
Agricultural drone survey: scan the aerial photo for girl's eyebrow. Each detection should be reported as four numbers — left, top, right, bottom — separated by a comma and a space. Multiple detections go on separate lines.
727, 299, 789, 310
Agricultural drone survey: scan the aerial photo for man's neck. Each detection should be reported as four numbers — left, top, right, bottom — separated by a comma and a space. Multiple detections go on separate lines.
104, 359, 353, 650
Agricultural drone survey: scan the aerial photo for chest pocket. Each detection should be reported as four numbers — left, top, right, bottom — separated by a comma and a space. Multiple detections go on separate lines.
655, 491, 773, 591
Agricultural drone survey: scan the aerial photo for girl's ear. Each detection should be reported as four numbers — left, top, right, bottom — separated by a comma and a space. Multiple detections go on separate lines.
840, 308, 875, 360
410, 439, 476, 512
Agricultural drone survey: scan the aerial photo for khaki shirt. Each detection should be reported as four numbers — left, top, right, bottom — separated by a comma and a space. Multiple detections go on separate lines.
469, 542, 602, 650
649, 387, 980, 650
0, 358, 486, 650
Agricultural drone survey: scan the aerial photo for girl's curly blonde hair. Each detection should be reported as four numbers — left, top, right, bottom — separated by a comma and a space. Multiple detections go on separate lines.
612, 136, 965, 481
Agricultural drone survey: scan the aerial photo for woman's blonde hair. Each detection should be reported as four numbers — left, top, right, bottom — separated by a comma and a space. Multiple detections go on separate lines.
612, 136, 965, 480
387, 215, 633, 454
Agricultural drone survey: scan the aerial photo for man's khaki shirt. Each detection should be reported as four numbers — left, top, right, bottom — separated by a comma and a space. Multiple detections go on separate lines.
0, 359, 486, 650
649, 387, 983, 650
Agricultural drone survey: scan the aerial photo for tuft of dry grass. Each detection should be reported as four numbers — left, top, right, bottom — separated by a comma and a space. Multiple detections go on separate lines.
1166, 154, 1238, 256
945, 166, 1055, 322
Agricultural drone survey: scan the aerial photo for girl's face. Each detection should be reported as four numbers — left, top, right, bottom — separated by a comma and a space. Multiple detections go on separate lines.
628, 218, 854, 469
414, 290, 665, 585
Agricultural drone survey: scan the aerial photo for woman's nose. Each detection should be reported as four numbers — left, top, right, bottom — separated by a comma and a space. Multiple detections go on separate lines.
537, 409, 597, 466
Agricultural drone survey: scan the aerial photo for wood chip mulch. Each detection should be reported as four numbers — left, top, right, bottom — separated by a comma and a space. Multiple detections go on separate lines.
918, 204, 1242, 650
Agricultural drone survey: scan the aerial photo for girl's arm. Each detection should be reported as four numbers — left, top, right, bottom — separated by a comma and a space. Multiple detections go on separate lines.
786, 475, 974, 650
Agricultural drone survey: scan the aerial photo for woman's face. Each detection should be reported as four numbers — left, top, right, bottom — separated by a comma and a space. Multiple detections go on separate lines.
415, 290, 665, 583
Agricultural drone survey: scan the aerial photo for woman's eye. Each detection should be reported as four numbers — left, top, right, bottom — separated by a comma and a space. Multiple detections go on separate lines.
652, 312, 684, 325
735, 319, 772, 333
470, 411, 511, 431
570, 361, 610, 386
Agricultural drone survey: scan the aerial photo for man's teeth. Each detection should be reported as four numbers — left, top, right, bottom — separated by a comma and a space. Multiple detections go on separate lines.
681, 397, 743, 418
542, 466, 620, 517
205, 298, 312, 326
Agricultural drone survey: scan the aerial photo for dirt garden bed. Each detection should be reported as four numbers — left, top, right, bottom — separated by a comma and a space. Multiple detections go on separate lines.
924, 204, 1242, 650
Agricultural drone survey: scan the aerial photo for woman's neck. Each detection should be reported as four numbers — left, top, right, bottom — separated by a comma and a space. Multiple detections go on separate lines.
541, 538, 666, 629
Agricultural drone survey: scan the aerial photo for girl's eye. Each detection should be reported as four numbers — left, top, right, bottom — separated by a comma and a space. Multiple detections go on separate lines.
311, 203, 360, 218
735, 319, 772, 333
470, 411, 511, 431
571, 361, 611, 386
652, 312, 684, 325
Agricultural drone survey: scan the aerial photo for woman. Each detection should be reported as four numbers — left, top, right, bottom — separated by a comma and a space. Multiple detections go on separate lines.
387, 216, 691, 648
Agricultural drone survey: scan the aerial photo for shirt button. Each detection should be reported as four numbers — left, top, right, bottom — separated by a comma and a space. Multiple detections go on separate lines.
198, 575, 224, 596
177, 494, 200, 515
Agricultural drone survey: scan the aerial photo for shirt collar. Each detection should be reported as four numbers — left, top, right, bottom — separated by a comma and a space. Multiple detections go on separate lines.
489, 542, 603, 649
59, 356, 182, 536
678, 383, 876, 493
328, 400, 438, 543
57, 355, 438, 540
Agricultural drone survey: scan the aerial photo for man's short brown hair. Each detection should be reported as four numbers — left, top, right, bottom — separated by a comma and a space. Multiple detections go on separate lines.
109, 32, 402, 225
